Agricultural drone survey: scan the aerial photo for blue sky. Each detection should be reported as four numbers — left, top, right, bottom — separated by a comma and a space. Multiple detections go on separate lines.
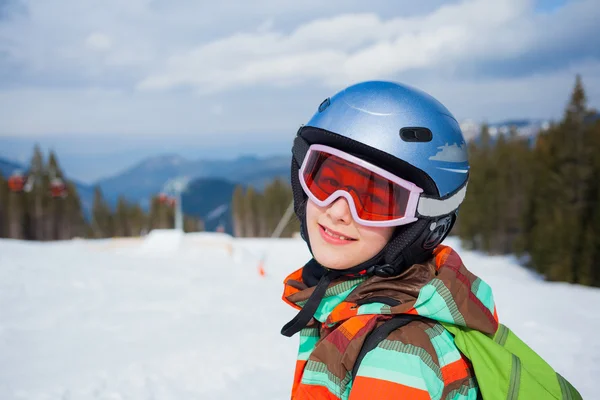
0, 0, 599, 182
535, 0, 569, 12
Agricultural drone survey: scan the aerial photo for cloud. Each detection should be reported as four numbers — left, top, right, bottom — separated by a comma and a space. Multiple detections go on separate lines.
85, 33, 113, 51
256, 19, 274, 34
138, 0, 600, 94
0, 0, 445, 87
210, 104, 224, 115
0, 0, 599, 138
3, 60, 598, 138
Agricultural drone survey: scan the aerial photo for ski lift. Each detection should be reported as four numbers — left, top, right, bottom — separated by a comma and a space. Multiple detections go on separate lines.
8, 171, 27, 193
50, 177, 68, 198
158, 192, 168, 205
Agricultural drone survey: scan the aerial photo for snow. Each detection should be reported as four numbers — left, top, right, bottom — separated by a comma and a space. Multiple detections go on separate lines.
0, 234, 597, 399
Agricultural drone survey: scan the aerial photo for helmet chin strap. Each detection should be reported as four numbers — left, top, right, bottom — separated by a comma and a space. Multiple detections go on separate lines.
281, 260, 342, 337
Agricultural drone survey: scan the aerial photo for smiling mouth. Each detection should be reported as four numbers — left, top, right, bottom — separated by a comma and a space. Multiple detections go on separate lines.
319, 224, 357, 241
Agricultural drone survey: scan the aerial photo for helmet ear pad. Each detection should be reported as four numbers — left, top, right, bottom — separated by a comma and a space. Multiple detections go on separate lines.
423, 214, 455, 250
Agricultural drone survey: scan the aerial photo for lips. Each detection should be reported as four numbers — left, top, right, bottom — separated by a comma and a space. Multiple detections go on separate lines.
318, 224, 357, 241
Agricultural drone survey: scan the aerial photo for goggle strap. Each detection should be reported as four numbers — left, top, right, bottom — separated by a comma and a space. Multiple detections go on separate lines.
417, 181, 468, 218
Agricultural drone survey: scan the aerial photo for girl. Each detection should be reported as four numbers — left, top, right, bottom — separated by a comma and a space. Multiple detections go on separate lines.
281, 81, 498, 399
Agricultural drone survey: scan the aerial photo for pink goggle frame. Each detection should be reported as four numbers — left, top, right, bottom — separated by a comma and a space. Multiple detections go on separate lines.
299, 144, 424, 227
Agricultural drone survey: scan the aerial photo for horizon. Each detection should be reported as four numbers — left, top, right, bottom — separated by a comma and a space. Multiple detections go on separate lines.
0, 134, 293, 184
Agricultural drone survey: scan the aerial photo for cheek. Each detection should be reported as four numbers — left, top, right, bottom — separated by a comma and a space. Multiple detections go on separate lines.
359, 226, 395, 251
305, 200, 319, 222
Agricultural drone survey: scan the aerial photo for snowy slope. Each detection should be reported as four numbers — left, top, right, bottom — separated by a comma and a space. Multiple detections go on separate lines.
0, 234, 597, 399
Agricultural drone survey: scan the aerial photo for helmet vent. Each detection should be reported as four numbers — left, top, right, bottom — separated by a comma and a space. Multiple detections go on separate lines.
400, 127, 432, 143
318, 98, 331, 113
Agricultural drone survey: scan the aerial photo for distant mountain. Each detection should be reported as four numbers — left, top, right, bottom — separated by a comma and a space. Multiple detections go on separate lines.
96, 154, 290, 207
487, 119, 550, 138
0, 157, 24, 178
75, 183, 96, 220
181, 178, 240, 234
585, 112, 600, 124
460, 118, 550, 143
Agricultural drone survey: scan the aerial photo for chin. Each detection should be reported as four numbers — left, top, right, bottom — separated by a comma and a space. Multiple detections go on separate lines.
313, 250, 353, 271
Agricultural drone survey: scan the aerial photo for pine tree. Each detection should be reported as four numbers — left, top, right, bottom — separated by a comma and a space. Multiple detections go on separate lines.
127, 203, 147, 236
63, 181, 88, 239
114, 196, 131, 237
263, 179, 296, 238
244, 187, 259, 237
576, 118, 600, 286
232, 185, 245, 237
184, 215, 203, 233
46, 151, 69, 240
526, 75, 594, 283
489, 133, 508, 253
26, 145, 48, 240
148, 197, 160, 230
7, 189, 25, 239
525, 128, 559, 276
500, 127, 534, 254
148, 195, 172, 230
166, 200, 175, 229
458, 124, 493, 250
92, 187, 113, 238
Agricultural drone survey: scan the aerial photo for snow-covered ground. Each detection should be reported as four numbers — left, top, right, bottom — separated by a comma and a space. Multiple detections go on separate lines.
0, 232, 597, 399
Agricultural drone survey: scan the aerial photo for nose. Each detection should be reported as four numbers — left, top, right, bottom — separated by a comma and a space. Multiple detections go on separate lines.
326, 197, 353, 224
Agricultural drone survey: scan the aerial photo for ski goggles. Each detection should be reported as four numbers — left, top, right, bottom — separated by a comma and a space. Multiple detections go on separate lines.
299, 144, 424, 227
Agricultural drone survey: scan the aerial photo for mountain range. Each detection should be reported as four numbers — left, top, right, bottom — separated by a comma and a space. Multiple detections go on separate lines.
459, 118, 550, 142
95, 153, 290, 206
0, 158, 24, 178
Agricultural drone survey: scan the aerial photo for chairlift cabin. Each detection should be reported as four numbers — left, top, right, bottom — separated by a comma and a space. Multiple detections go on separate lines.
8, 171, 27, 193
50, 177, 68, 198
158, 193, 169, 204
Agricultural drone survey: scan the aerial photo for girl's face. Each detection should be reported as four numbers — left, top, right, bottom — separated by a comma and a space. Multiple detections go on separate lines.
305, 197, 395, 270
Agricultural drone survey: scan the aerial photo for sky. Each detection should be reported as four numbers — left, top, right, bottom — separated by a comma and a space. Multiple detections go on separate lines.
0, 0, 599, 181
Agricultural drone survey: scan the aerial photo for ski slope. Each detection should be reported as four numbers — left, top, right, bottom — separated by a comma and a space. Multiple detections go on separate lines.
0, 233, 597, 399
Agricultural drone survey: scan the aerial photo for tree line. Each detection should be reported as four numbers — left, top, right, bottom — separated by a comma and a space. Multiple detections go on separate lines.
0, 147, 203, 240
231, 178, 300, 238
456, 75, 600, 287
0, 147, 88, 240
90, 188, 203, 238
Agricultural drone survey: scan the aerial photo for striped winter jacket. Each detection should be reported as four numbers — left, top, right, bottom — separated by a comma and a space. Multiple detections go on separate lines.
282, 245, 499, 400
